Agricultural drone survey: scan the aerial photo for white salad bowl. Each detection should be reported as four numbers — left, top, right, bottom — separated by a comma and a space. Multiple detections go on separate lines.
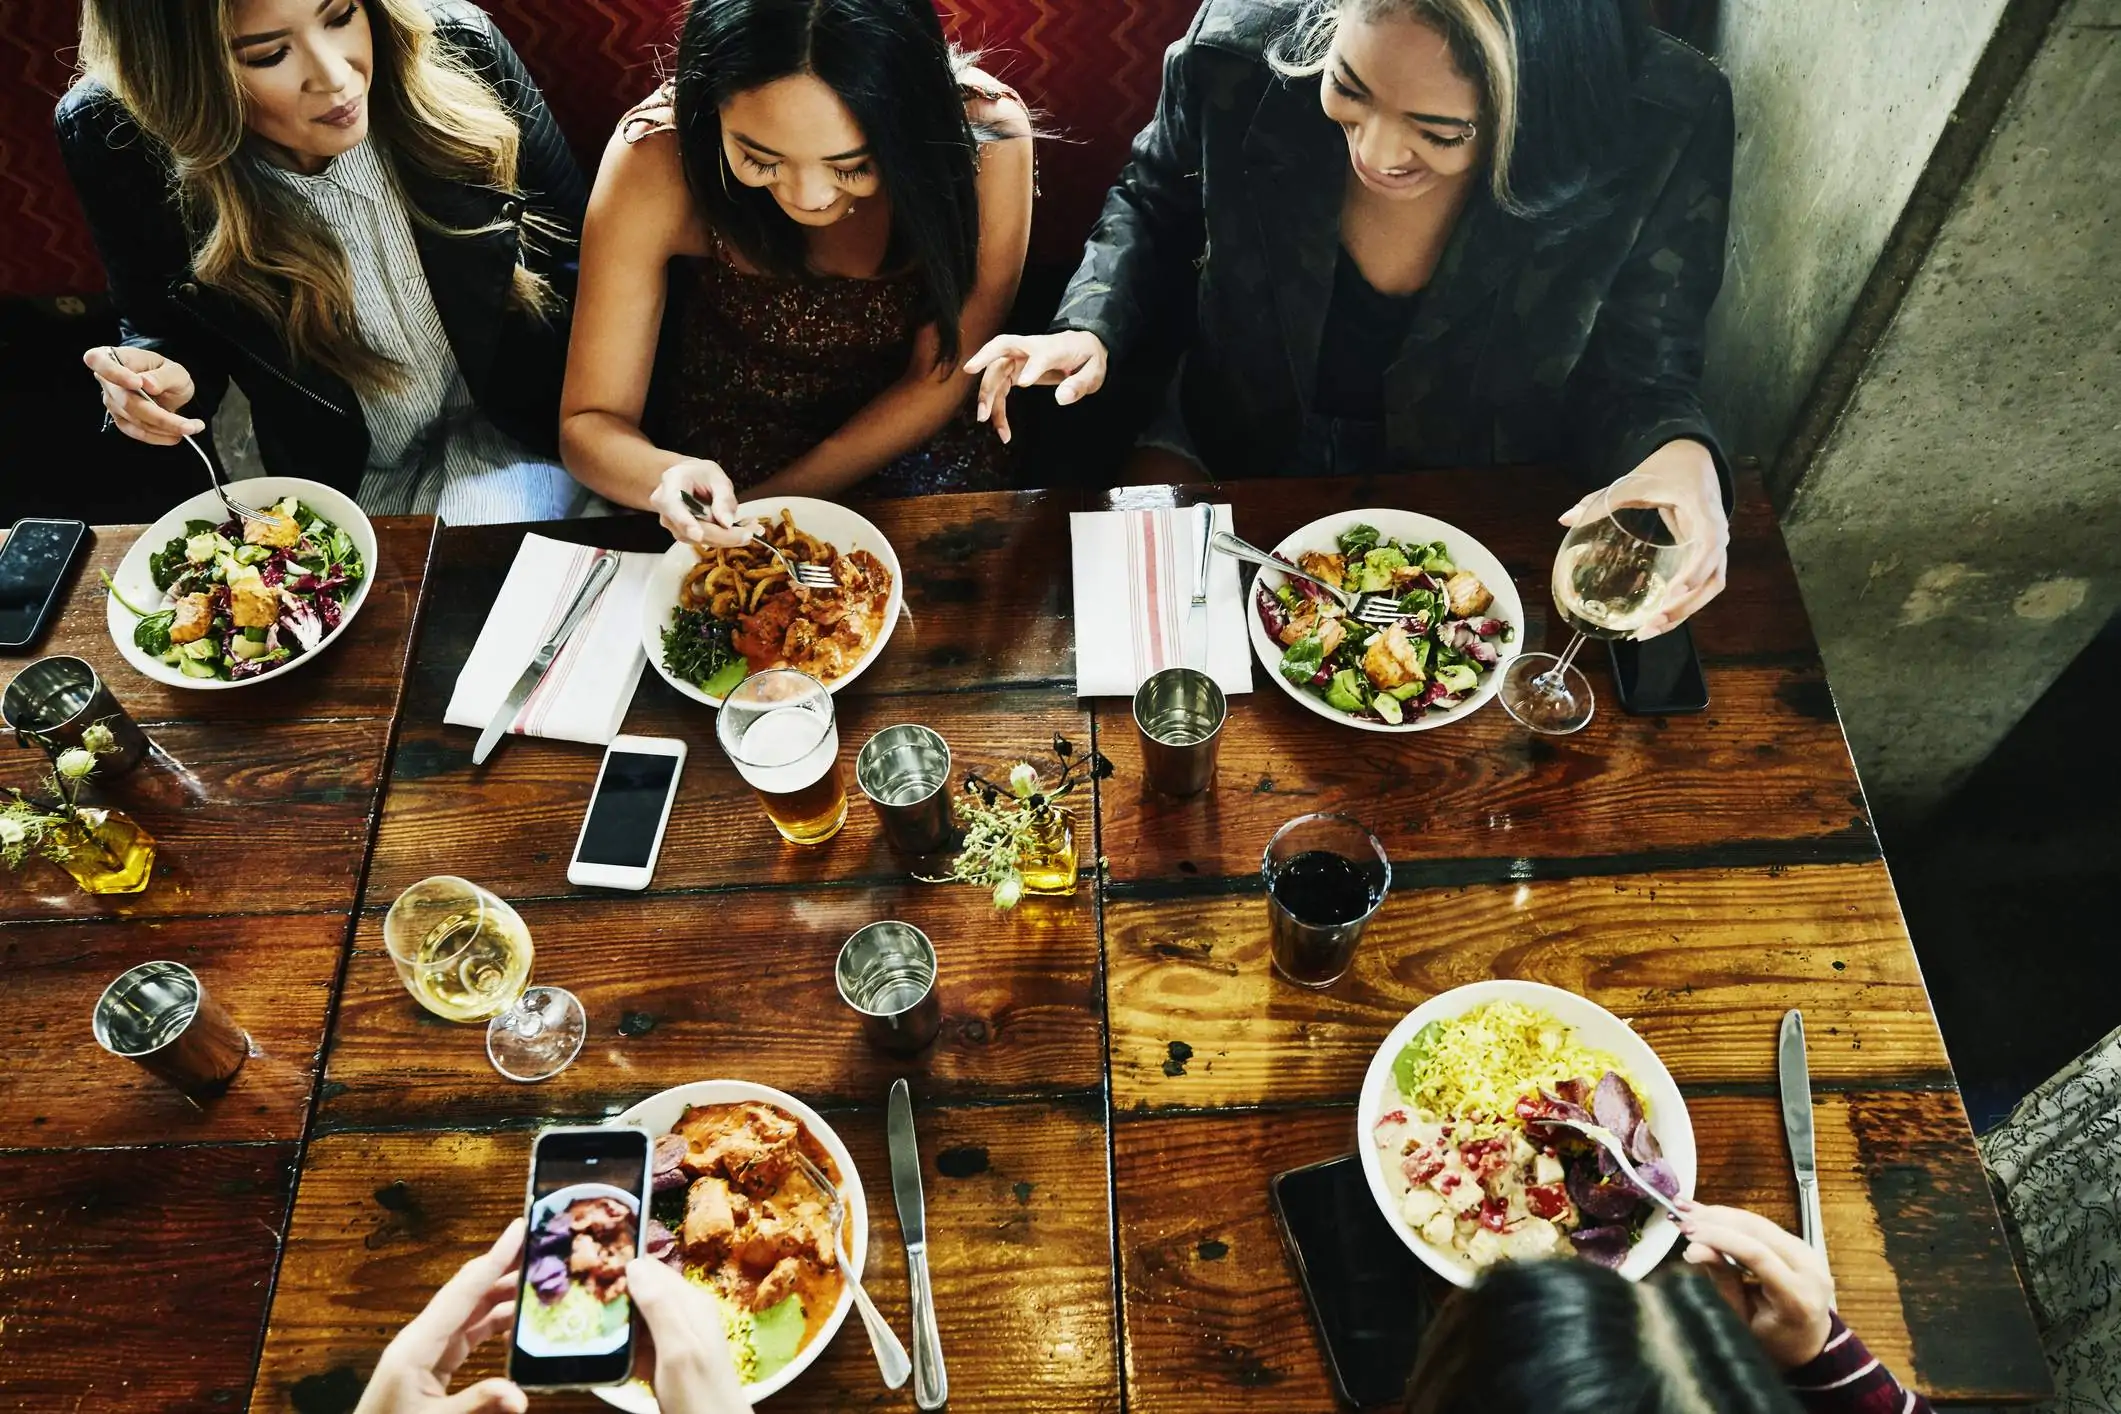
1243, 507, 1524, 733
103, 476, 378, 690
1356, 980, 1695, 1288
639, 495, 905, 708
595, 1079, 866, 1408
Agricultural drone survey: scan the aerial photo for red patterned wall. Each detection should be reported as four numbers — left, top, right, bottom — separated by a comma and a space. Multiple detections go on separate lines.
0, 0, 1197, 299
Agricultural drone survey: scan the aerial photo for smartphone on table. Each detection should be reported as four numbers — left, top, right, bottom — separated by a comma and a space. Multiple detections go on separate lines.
1270, 1154, 1438, 1409
511, 1124, 654, 1390
1608, 624, 1709, 715
567, 734, 686, 890
0, 519, 90, 651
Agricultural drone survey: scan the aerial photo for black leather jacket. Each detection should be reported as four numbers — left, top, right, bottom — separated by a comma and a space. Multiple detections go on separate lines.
1054, 0, 1734, 492
54, 1, 586, 496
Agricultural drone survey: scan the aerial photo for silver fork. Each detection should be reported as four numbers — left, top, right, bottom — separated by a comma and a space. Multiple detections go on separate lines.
794, 1150, 912, 1390
1210, 531, 1408, 627
119, 369, 269, 524
1542, 1116, 1747, 1275
679, 489, 836, 588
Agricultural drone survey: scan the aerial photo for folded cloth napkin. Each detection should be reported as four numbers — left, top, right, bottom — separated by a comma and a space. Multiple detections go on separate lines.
444, 534, 660, 746
1071, 503, 1254, 698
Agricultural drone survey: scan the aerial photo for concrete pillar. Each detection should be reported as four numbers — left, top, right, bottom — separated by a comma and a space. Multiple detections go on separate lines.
1776, 0, 2121, 823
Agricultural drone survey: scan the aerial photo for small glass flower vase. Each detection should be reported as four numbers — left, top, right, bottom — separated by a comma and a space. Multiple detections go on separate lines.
55, 810, 157, 895
1017, 805, 1079, 895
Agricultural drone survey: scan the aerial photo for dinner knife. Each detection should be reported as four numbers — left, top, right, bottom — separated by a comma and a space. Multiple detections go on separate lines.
1779, 1008, 1827, 1265
1181, 502, 1213, 671
472, 549, 619, 766
888, 1077, 947, 1411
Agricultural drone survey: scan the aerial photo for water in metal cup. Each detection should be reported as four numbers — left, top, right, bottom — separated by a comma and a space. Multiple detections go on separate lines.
3, 655, 149, 773
1262, 813, 1390, 988
836, 921, 942, 1054
857, 725, 954, 854
719, 670, 847, 845
1134, 667, 1227, 797
92, 960, 250, 1095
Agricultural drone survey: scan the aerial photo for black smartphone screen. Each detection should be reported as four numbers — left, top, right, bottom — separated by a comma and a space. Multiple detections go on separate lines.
1608, 625, 1709, 715
576, 750, 681, 867
511, 1126, 652, 1389
0, 520, 88, 648
1271, 1155, 1434, 1409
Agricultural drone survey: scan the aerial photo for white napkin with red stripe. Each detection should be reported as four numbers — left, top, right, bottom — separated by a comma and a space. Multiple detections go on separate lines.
443, 534, 660, 746
1070, 503, 1254, 698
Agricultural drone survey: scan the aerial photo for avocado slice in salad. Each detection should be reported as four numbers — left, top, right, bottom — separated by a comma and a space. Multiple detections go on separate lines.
1352, 545, 1408, 593
1323, 667, 1369, 714
1374, 693, 1405, 725
1435, 662, 1480, 694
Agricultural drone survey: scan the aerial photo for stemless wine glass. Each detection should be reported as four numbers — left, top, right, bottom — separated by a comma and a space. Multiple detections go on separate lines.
1500, 485, 1692, 735
383, 875, 586, 1082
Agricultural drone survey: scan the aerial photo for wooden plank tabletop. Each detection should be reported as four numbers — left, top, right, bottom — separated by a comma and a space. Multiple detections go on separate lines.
1, 473, 2049, 1410
0, 515, 436, 1412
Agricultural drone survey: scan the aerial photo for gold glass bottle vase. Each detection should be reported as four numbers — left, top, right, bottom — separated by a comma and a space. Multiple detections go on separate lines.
1016, 803, 1079, 895
54, 808, 157, 895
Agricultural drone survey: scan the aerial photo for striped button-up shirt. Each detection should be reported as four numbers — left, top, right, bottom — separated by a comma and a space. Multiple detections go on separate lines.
264, 139, 585, 524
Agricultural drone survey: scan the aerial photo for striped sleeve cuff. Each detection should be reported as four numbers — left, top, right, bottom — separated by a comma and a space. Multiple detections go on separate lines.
1784, 1317, 1934, 1414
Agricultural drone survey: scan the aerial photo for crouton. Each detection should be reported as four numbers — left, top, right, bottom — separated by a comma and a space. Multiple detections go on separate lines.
1361, 623, 1427, 691
242, 510, 302, 549
169, 592, 213, 644
1444, 570, 1493, 618
230, 575, 279, 630
1296, 551, 1346, 589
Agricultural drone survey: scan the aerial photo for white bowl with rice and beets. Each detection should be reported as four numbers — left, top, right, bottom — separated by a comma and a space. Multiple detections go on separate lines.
1356, 980, 1696, 1288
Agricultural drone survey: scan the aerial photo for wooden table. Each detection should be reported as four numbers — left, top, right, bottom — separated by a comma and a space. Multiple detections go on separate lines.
0, 471, 2049, 1411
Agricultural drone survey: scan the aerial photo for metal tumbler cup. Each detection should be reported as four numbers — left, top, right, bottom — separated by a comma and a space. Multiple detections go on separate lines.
92, 961, 250, 1095
1134, 667, 1227, 797
836, 921, 942, 1054
856, 725, 955, 855
3, 655, 149, 774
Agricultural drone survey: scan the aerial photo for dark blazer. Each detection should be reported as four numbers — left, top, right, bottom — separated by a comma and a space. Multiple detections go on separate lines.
53, 1, 586, 496
1053, 0, 1734, 492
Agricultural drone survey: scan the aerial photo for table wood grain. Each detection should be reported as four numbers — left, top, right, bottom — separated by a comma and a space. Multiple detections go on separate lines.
255, 1101, 1119, 1414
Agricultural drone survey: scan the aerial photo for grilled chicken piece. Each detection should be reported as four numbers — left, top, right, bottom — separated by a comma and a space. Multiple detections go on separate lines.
230, 575, 279, 629
755, 1254, 805, 1310
1362, 623, 1427, 691
1295, 551, 1346, 589
242, 510, 302, 548
1276, 599, 1346, 657
682, 1176, 738, 1259
1444, 571, 1493, 618
169, 592, 213, 644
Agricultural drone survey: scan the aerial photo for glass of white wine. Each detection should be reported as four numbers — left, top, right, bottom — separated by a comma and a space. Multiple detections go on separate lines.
383, 875, 586, 1081
1500, 485, 1692, 735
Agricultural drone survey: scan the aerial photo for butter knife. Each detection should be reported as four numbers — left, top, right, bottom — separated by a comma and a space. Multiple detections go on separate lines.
888, 1078, 947, 1410
1779, 1008, 1826, 1264
1181, 502, 1213, 671
472, 549, 619, 765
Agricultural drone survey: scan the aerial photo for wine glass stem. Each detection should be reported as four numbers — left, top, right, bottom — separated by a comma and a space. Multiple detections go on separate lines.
1536, 632, 1589, 690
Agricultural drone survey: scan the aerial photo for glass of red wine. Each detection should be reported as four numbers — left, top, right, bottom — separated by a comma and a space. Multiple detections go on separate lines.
1263, 813, 1392, 988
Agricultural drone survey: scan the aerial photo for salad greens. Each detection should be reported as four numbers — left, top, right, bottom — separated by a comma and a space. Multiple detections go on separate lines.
109, 497, 365, 681
1256, 522, 1514, 726
661, 605, 749, 698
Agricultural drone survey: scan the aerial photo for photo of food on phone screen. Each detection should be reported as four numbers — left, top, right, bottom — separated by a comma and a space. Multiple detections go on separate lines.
515, 1137, 648, 1364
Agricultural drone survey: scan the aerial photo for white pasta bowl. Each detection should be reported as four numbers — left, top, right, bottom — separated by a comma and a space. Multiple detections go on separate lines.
639, 496, 904, 708
1243, 507, 1523, 733
1356, 979, 1695, 1288
103, 476, 377, 689
596, 1079, 866, 1407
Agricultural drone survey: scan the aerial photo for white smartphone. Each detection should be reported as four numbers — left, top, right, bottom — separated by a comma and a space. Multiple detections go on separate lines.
566, 734, 686, 890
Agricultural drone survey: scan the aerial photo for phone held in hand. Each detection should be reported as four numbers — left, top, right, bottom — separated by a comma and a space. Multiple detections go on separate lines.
567, 734, 686, 890
1608, 624, 1709, 715
511, 1124, 655, 1390
1270, 1154, 1437, 1409
0, 519, 90, 650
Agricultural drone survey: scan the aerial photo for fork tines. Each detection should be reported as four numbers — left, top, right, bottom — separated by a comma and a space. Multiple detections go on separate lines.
1355, 595, 1410, 626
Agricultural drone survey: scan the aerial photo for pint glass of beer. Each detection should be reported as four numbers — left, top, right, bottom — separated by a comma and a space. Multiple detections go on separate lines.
717, 668, 847, 844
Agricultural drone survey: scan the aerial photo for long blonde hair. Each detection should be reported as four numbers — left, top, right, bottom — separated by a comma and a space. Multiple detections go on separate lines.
78, 0, 557, 393
1270, 0, 1523, 213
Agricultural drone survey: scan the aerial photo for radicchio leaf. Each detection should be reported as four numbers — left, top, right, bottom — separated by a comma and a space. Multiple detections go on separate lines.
1570, 1225, 1634, 1269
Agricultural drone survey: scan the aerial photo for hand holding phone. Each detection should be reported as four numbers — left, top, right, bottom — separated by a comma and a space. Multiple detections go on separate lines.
511, 1126, 654, 1390
569, 735, 686, 890
353, 1221, 531, 1414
